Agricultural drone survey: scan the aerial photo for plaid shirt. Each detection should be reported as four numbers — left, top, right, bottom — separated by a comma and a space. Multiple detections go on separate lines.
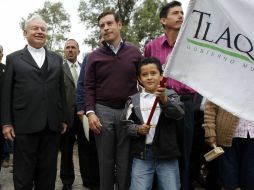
144, 34, 195, 95
234, 118, 254, 138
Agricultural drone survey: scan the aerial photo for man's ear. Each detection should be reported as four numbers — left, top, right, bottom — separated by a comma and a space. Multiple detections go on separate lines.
160, 18, 166, 26
118, 21, 122, 30
23, 30, 27, 38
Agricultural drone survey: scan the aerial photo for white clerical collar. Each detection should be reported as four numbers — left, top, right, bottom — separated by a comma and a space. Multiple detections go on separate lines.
27, 44, 45, 53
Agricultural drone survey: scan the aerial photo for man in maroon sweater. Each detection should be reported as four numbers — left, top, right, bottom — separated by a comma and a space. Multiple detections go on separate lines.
84, 11, 142, 190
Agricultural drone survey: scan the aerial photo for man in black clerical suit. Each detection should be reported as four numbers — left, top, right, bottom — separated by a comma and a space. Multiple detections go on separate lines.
1, 15, 68, 190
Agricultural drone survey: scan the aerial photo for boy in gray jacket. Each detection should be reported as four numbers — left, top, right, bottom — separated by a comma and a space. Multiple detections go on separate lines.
122, 57, 184, 190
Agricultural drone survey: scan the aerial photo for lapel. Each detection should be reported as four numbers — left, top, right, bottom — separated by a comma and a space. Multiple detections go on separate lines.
20, 46, 54, 72
20, 46, 39, 69
45, 48, 57, 72
63, 61, 75, 86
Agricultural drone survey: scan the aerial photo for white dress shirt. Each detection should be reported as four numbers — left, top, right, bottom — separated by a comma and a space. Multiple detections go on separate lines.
67, 60, 80, 76
140, 90, 161, 144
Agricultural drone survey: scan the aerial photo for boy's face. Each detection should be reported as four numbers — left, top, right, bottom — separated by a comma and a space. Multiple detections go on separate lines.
138, 63, 163, 93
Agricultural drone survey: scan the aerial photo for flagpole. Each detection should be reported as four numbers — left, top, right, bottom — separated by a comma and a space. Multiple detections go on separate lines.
146, 77, 167, 125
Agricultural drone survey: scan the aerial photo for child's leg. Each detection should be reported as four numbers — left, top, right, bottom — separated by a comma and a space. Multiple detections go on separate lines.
156, 158, 180, 190
130, 157, 155, 190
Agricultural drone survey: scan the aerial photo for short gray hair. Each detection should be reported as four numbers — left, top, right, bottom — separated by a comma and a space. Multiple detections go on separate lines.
24, 14, 47, 30
0, 45, 3, 51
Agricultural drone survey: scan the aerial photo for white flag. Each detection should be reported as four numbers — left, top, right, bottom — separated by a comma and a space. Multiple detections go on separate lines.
164, 0, 254, 121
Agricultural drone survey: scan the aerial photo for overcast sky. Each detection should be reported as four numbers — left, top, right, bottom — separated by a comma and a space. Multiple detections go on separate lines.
0, 0, 189, 63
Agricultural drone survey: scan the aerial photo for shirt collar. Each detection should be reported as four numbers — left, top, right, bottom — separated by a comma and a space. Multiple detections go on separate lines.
27, 44, 45, 53
106, 39, 123, 54
67, 60, 79, 68
160, 34, 174, 48
140, 88, 156, 98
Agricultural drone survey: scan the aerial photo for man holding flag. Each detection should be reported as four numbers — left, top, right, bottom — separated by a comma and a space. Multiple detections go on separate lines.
144, 1, 195, 190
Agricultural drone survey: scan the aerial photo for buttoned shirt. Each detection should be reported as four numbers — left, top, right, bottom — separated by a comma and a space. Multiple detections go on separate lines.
27, 45, 45, 68
106, 39, 123, 54
140, 89, 161, 144
234, 118, 254, 138
144, 34, 195, 95
67, 60, 80, 77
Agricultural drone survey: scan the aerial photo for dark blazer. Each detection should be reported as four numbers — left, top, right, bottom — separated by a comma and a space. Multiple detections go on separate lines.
1, 46, 67, 134
76, 54, 89, 112
63, 61, 81, 126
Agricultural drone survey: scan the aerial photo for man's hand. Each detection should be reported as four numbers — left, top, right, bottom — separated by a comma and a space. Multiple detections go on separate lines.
2, 125, 15, 141
87, 113, 102, 134
205, 136, 216, 147
77, 110, 84, 122
138, 124, 150, 135
61, 123, 68, 134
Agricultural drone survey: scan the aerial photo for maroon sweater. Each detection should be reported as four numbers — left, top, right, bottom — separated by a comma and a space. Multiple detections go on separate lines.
84, 41, 142, 111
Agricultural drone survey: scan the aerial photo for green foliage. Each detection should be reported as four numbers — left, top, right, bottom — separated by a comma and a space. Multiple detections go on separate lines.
20, 1, 71, 54
131, 0, 167, 49
78, 0, 167, 50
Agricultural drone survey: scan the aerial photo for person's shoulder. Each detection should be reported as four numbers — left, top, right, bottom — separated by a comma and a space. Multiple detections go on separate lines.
123, 41, 142, 56
129, 91, 141, 100
7, 48, 24, 58
147, 35, 164, 46
124, 41, 139, 50
165, 89, 178, 97
46, 49, 62, 60
89, 45, 107, 57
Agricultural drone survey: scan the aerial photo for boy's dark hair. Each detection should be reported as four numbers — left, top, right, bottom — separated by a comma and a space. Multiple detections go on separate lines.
97, 10, 121, 25
159, 1, 182, 19
137, 57, 163, 76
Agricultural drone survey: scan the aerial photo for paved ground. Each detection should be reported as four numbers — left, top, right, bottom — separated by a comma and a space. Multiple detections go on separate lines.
0, 145, 90, 190
0, 145, 207, 190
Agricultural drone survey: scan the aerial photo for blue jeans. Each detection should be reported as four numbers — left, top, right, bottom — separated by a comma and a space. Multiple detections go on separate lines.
130, 147, 180, 190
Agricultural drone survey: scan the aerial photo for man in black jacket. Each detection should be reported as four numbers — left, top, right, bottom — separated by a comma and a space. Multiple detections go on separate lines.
1, 15, 67, 190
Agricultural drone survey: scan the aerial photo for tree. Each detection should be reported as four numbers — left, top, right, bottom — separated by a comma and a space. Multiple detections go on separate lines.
20, 1, 71, 54
130, 0, 167, 49
78, 0, 166, 50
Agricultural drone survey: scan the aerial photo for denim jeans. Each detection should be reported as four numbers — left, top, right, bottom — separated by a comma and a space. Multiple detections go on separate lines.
130, 146, 180, 190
